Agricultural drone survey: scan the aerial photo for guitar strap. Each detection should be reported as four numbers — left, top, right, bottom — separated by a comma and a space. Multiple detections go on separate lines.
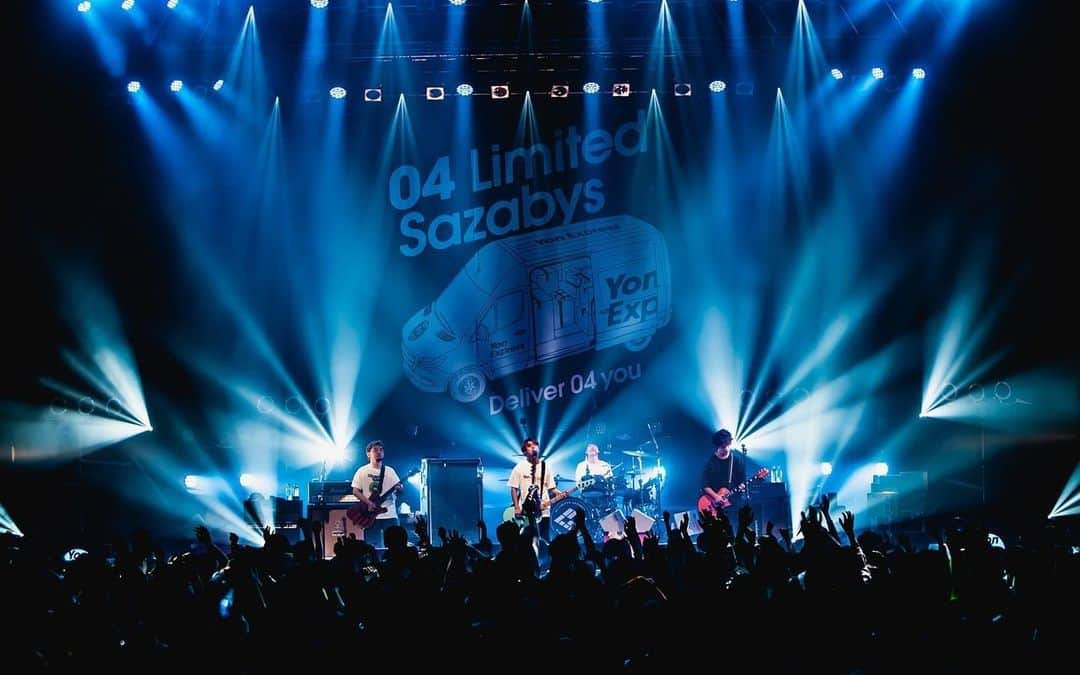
375, 463, 386, 499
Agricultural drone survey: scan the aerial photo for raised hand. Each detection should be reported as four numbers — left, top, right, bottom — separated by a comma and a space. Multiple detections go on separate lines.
766, 521, 775, 537
679, 512, 690, 535
194, 524, 212, 546
573, 507, 587, 532
839, 511, 856, 538
437, 526, 449, 545
820, 493, 831, 514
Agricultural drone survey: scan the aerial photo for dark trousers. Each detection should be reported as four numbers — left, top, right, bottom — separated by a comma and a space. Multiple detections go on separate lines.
364, 517, 400, 548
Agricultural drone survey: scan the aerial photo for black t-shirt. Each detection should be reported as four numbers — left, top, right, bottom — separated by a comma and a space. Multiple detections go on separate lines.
702, 452, 746, 494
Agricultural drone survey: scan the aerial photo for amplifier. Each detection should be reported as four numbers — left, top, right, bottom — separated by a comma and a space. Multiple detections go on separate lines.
420, 458, 483, 544
308, 480, 353, 504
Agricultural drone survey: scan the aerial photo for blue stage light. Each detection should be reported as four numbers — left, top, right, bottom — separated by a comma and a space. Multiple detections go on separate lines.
170, 80, 183, 92
329, 86, 346, 99
583, 82, 600, 94
311, 0, 329, 7
830, 68, 843, 80
77, 1, 91, 12
912, 67, 926, 80
872, 67, 885, 80
122, 0, 135, 10
708, 80, 727, 93
127, 80, 141, 93
213, 79, 224, 91
167, 0, 178, 9
456, 83, 474, 96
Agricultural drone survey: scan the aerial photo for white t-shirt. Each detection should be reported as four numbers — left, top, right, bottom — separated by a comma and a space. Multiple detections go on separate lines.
574, 459, 613, 483
508, 459, 556, 518
351, 463, 401, 520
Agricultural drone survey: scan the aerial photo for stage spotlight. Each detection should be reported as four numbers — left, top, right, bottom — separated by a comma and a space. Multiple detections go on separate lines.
871, 67, 885, 80
256, 396, 275, 413
284, 396, 302, 414
170, 80, 183, 92
314, 397, 331, 415
708, 80, 726, 93
184, 475, 200, 490
122, 0, 135, 10
127, 80, 141, 93
329, 86, 347, 99
364, 88, 382, 102
820, 462, 833, 476
674, 83, 692, 96
167, 0, 179, 9
550, 84, 569, 98
456, 83, 474, 96
588, 0, 602, 3
873, 462, 889, 477
912, 67, 926, 80
311, 0, 328, 7
612, 82, 630, 97
78, 397, 96, 415
77, 1, 90, 11
491, 85, 510, 99
830, 68, 843, 80
426, 86, 445, 100
450, 0, 467, 5
240, 473, 255, 488
212, 79, 224, 91
994, 381, 1012, 401
968, 383, 985, 402
583, 81, 600, 94
105, 397, 124, 417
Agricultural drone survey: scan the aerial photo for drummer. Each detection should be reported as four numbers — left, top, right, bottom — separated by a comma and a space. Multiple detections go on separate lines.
574, 443, 614, 487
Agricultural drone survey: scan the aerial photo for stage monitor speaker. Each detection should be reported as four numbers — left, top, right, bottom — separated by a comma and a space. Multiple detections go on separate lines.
308, 505, 365, 556
421, 458, 483, 544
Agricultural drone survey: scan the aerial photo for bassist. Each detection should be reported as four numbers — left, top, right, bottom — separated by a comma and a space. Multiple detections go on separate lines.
350, 440, 404, 546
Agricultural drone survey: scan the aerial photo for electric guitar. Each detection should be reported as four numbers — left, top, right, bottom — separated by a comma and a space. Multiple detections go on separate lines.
697, 468, 770, 516
346, 480, 403, 529
507, 483, 581, 524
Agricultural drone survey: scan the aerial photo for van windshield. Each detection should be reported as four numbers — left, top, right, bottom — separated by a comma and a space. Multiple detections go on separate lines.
432, 271, 482, 337
433, 247, 514, 336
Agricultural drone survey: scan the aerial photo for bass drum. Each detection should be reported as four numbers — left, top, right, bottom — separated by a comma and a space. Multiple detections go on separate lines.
549, 497, 600, 540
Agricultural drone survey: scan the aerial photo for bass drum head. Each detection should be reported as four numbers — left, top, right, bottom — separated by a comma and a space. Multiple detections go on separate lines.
549, 497, 599, 539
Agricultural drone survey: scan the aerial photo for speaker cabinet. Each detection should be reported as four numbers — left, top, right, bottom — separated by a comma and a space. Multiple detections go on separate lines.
308, 505, 365, 556
420, 458, 483, 544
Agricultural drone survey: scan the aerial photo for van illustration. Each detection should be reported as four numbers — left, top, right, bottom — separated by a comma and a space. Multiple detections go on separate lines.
402, 215, 672, 402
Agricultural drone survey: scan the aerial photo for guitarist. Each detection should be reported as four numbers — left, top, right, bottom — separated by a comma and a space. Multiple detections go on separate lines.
350, 440, 404, 546
508, 438, 563, 542
701, 429, 747, 514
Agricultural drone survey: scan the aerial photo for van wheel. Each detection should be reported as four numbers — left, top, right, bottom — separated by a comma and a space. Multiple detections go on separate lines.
450, 368, 486, 403
625, 334, 652, 352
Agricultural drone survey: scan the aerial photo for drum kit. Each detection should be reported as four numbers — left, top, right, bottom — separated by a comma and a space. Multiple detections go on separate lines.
548, 444, 665, 542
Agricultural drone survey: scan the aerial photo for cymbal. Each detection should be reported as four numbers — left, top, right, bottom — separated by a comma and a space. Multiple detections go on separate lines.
623, 449, 653, 458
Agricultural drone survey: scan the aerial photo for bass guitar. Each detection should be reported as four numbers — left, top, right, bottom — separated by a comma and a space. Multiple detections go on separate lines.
346, 480, 403, 529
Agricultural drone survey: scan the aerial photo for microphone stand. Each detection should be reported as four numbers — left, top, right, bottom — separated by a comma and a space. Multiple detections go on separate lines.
740, 443, 753, 536
647, 422, 662, 529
